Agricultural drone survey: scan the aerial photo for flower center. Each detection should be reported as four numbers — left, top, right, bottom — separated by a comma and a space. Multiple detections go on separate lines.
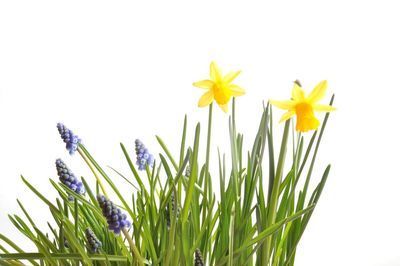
295, 102, 320, 132
213, 83, 231, 105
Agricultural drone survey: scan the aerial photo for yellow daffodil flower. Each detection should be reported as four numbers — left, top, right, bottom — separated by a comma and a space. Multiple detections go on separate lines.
193, 61, 245, 113
269, 80, 335, 132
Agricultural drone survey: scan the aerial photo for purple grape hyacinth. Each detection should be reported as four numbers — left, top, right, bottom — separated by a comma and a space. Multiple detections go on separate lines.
166, 190, 180, 229
85, 228, 102, 253
97, 194, 131, 235
194, 248, 204, 266
135, 139, 154, 171
57, 123, 81, 155
55, 159, 85, 199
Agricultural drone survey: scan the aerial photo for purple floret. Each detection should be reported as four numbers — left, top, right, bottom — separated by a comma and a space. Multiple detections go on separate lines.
97, 194, 131, 235
135, 139, 154, 171
55, 159, 85, 200
85, 228, 102, 253
57, 123, 81, 155
194, 248, 204, 266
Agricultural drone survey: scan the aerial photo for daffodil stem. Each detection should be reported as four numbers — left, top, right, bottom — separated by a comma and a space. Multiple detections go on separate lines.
204, 103, 213, 188
77, 147, 108, 198
265, 120, 291, 262
230, 98, 239, 197
203, 103, 213, 260
122, 228, 144, 266
301, 95, 334, 200
232, 98, 236, 131
205, 104, 213, 177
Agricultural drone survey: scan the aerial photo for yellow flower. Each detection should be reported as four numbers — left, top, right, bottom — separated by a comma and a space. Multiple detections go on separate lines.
269, 80, 335, 132
193, 61, 245, 113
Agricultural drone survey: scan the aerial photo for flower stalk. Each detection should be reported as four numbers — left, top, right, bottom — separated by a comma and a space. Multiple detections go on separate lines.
122, 228, 144, 266
265, 119, 291, 261
77, 147, 108, 198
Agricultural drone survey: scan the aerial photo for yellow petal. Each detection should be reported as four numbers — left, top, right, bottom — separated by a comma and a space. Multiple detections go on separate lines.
219, 103, 229, 113
307, 80, 328, 103
193, 80, 214, 89
228, 84, 245, 96
312, 104, 336, 112
223, 70, 241, 84
210, 61, 222, 82
292, 83, 305, 101
269, 99, 296, 110
279, 111, 295, 122
198, 91, 214, 107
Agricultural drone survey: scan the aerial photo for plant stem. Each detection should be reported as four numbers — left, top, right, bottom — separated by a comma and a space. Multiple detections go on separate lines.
265, 120, 291, 262
228, 203, 235, 266
205, 103, 213, 181
78, 147, 108, 198
74, 199, 78, 238
203, 103, 213, 260
122, 228, 144, 266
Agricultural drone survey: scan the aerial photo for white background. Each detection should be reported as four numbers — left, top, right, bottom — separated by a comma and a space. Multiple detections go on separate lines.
1, 1, 400, 265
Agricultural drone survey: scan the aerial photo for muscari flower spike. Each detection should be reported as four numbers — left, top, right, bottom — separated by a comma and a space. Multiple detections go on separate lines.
166, 190, 181, 229
64, 238, 70, 249
185, 164, 191, 178
55, 159, 85, 200
135, 139, 154, 171
194, 248, 204, 266
97, 194, 131, 235
85, 228, 102, 253
57, 123, 81, 155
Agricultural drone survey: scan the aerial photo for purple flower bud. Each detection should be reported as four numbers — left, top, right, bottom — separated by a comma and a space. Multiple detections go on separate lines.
194, 248, 204, 266
85, 228, 102, 253
135, 139, 154, 171
64, 238, 70, 248
97, 194, 131, 235
57, 123, 81, 155
56, 159, 85, 201
166, 190, 181, 229
185, 164, 191, 178
125, 221, 131, 228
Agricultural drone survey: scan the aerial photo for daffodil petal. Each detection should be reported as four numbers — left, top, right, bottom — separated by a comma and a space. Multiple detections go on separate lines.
210, 61, 222, 82
193, 80, 214, 89
219, 103, 229, 113
279, 111, 295, 122
223, 70, 241, 84
307, 80, 328, 103
312, 104, 336, 112
292, 83, 305, 101
198, 91, 214, 107
269, 99, 296, 110
228, 84, 245, 96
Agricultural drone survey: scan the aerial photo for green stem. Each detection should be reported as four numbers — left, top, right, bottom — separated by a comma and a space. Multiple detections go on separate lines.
230, 98, 239, 196
74, 199, 78, 238
78, 147, 108, 198
74, 199, 79, 266
205, 103, 213, 179
59, 200, 68, 253
122, 228, 144, 266
203, 103, 213, 260
228, 204, 235, 266
265, 120, 291, 262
